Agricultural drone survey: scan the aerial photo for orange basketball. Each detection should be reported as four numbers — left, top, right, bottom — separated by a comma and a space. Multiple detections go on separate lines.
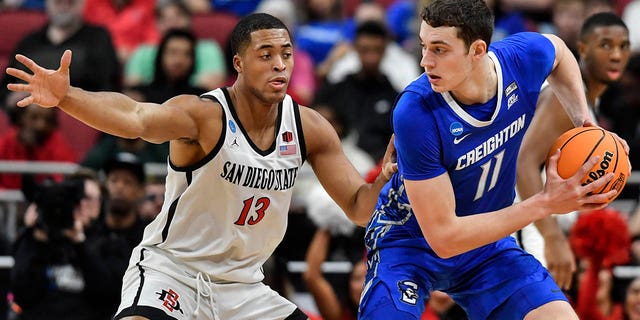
547, 127, 629, 204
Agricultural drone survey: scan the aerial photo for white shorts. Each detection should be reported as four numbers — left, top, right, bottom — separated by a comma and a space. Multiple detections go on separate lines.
114, 246, 306, 320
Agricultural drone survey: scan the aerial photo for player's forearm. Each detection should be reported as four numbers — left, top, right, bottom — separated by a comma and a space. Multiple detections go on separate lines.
348, 173, 389, 226
58, 87, 146, 138
545, 36, 591, 127
424, 201, 550, 258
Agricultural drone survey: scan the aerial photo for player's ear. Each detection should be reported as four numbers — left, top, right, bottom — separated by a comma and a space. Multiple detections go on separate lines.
470, 39, 487, 59
233, 54, 243, 73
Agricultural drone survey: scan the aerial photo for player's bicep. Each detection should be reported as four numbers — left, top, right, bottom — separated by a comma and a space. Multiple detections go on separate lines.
140, 95, 203, 143
393, 93, 445, 180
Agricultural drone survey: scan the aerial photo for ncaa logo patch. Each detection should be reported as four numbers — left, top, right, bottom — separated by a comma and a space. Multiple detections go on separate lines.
450, 122, 464, 136
397, 280, 419, 305
229, 120, 237, 133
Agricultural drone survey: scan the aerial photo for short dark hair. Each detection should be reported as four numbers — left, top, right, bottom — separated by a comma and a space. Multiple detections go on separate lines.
355, 20, 389, 40
421, 0, 494, 51
229, 13, 290, 56
580, 12, 628, 41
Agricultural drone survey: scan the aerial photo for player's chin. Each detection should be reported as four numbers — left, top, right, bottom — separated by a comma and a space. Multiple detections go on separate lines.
430, 84, 447, 93
265, 90, 287, 103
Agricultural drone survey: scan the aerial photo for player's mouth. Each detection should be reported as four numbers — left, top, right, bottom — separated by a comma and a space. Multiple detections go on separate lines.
268, 76, 288, 90
427, 73, 441, 84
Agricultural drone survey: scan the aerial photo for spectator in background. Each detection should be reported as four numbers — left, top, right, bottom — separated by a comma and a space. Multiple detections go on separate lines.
0, 92, 76, 190
385, 0, 418, 50
303, 229, 366, 320
585, 0, 616, 17
138, 178, 165, 223
322, 1, 420, 94
296, 104, 375, 228
253, 0, 317, 105
623, 0, 640, 51
66, 168, 104, 231
125, 29, 207, 103
549, 0, 587, 57
11, 175, 109, 320
83, 152, 147, 318
80, 134, 169, 172
314, 20, 398, 162
0, 0, 120, 111
622, 276, 640, 320
569, 208, 631, 319
82, 0, 157, 62
295, 0, 346, 68
486, 0, 532, 41
210, 0, 261, 16
124, 0, 227, 91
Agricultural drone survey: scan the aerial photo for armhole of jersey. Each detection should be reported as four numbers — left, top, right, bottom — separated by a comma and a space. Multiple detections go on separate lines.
168, 94, 227, 172
292, 100, 307, 164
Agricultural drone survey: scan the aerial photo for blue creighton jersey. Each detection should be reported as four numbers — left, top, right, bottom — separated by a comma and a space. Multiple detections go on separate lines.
363, 33, 556, 316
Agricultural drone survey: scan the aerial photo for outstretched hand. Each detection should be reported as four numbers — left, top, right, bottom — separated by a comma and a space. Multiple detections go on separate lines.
5, 49, 72, 108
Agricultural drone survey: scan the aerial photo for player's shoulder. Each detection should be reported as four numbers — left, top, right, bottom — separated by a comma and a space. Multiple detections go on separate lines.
298, 104, 330, 131
162, 93, 224, 120
395, 74, 437, 113
490, 32, 553, 57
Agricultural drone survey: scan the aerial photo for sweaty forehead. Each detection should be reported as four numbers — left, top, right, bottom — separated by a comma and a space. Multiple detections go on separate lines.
248, 29, 292, 49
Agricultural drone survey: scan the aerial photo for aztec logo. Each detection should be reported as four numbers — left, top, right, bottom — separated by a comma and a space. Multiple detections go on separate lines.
156, 288, 184, 314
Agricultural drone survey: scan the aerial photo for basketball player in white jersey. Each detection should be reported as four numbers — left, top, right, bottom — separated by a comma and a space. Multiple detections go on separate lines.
5, 13, 396, 320
516, 12, 630, 291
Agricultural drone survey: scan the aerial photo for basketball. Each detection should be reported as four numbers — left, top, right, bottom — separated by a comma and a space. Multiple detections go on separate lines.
547, 127, 629, 204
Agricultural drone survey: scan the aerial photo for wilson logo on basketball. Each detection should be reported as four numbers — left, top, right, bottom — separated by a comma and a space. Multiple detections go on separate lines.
583, 151, 614, 185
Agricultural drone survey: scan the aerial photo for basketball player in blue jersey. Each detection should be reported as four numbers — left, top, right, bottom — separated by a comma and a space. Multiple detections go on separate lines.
515, 12, 631, 290
358, 0, 630, 319
5, 13, 397, 320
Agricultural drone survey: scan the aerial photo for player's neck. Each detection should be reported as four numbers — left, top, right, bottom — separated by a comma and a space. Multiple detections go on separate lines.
228, 84, 279, 122
450, 57, 497, 105
227, 84, 279, 149
583, 76, 608, 110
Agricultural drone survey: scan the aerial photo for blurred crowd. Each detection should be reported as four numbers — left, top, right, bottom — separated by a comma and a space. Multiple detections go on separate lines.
0, 0, 639, 319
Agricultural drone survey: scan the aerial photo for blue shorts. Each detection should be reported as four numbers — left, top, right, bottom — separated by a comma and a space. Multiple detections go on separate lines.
358, 245, 568, 320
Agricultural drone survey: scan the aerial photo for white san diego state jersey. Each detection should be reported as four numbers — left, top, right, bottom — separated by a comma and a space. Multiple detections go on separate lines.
137, 87, 305, 283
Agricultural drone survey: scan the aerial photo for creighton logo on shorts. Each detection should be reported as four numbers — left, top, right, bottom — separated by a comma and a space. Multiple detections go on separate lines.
156, 288, 184, 314
397, 280, 419, 305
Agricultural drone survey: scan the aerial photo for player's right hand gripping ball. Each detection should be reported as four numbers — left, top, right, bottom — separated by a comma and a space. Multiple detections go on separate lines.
547, 127, 629, 205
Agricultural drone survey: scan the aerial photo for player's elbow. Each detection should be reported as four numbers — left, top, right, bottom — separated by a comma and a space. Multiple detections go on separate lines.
345, 212, 369, 227
430, 243, 457, 259
425, 233, 459, 259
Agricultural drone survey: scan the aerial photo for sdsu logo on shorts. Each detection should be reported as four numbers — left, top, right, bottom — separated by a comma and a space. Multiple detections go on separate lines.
156, 288, 184, 314
397, 280, 419, 305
